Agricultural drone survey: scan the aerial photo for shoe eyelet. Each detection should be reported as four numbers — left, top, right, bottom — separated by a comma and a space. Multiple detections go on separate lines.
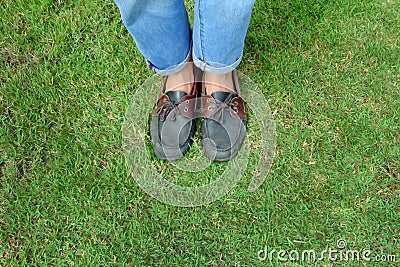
233, 101, 238, 106
208, 106, 212, 111
233, 110, 238, 113
184, 108, 188, 112
207, 99, 211, 103
163, 98, 167, 102
185, 100, 189, 104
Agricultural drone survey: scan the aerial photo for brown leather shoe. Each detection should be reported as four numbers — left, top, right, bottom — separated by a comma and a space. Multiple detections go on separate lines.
201, 70, 247, 161
150, 75, 198, 161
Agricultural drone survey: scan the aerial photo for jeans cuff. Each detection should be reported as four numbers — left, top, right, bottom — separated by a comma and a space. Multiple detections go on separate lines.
147, 45, 192, 76
192, 51, 242, 74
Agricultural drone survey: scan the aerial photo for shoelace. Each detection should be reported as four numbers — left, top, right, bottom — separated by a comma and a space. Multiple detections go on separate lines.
155, 99, 181, 122
209, 95, 239, 124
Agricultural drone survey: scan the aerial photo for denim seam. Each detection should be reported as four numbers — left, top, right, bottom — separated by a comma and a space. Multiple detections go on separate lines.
198, 0, 205, 64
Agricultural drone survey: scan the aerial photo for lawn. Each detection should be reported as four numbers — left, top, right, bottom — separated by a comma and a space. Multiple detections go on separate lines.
1, 0, 399, 266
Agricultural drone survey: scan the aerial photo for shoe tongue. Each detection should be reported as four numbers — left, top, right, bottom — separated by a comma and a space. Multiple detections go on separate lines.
211, 91, 232, 102
166, 91, 187, 103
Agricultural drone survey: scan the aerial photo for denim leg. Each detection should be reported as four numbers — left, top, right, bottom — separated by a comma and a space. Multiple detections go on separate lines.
193, 0, 256, 74
114, 0, 191, 75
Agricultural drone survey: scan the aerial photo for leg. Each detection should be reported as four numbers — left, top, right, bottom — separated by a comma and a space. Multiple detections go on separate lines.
114, 0, 198, 160
194, 0, 255, 161
114, 0, 191, 75
193, 0, 256, 75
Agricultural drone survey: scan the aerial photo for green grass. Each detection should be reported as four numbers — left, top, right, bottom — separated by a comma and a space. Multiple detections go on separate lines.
1, 0, 399, 266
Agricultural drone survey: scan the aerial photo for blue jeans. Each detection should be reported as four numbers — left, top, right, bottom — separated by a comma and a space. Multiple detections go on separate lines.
114, 0, 256, 75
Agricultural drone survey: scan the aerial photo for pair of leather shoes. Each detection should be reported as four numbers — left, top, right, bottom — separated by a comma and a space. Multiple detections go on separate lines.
150, 69, 246, 162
